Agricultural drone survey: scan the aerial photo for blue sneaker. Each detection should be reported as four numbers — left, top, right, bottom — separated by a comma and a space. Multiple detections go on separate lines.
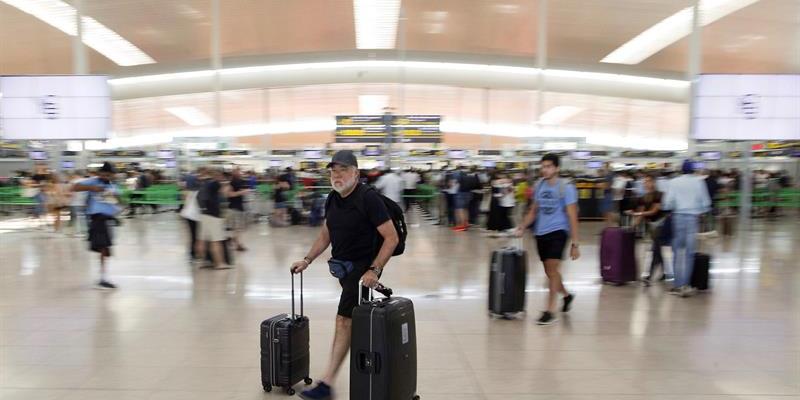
300, 382, 332, 400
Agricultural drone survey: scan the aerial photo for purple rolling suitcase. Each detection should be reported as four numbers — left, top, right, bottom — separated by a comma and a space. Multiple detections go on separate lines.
600, 227, 638, 284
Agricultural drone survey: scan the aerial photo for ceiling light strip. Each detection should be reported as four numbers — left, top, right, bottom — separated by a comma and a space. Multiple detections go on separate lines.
601, 0, 760, 65
353, 0, 401, 49
165, 106, 213, 126
1, 0, 155, 66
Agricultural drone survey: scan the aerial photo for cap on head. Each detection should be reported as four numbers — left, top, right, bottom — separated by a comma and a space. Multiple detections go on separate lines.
326, 150, 359, 169
99, 162, 116, 174
682, 159, 695, 174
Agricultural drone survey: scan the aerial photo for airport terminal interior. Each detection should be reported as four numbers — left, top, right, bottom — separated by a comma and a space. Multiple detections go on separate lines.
1, 1, 799, 399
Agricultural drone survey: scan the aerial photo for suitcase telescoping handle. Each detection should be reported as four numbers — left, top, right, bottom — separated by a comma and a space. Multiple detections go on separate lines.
514, 235, 524, 251
504, 234, 524, 252
357, 280, 393, 305
291, 271, 304, 319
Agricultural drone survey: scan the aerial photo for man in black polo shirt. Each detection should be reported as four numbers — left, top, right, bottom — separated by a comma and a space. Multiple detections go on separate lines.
291, 150, 399, 400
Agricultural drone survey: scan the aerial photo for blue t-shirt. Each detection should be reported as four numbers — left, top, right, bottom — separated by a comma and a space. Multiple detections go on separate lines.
83, 177, 121, 216
533, 179, 578, 236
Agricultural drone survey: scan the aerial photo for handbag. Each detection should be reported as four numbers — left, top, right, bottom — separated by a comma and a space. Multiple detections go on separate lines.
180, 191, 202, 221
22, 187, 39, 198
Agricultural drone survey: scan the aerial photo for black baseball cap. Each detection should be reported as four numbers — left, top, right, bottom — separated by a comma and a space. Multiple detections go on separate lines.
99, 162, 116, 174
326, 150, 359, 169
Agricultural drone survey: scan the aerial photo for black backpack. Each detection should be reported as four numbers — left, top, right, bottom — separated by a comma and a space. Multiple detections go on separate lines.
197, 181, 210, 212
460, 173, 481, 192
326, 184, 407, 256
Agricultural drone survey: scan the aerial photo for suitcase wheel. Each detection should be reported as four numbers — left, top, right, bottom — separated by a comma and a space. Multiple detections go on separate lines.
413, 396, 420, 400
286, 387, 296, 396
263, 384, 272, 392
304, 377, 313, 385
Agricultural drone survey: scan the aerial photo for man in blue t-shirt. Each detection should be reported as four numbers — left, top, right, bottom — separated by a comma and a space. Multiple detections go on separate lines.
515, 153, 581, 325
73, 162, 122, 290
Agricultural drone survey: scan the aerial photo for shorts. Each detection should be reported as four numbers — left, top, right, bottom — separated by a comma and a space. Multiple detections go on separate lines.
455, 192, 472, 209
336, 260, 373, 318
535, 230, 568, 262
199, 214, 226, 242
227, 209, 246, 232
599, 195, 613, 214
88, 214, 113, 254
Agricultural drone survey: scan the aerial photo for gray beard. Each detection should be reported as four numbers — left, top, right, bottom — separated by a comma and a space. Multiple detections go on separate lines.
332, 179, 356, 194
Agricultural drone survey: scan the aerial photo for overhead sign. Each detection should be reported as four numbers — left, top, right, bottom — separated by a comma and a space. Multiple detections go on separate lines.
299, 161, 319, 169
94, 150, 146, 157
408, 149, 445, 157
0, 75, 111, 140
196, 150, 250, 157
619, 151, 676, 158
270, 150, 297, 156
335, 115, 442, 143
0, 148, 26, 158
515, 150, 540, 158
693, 74, 800, 140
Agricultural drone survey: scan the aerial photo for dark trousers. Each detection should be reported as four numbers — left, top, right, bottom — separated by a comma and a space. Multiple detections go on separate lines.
649, 237, 665, 277
403, 189, 416, 212
445, 193, 456, 225
468, 192, 483, 225
186, 218, 198, 259
648, 225, 665, 278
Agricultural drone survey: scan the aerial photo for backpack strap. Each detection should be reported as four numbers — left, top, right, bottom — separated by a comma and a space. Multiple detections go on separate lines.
534, 178, 567, 205
533, 178, 543, 206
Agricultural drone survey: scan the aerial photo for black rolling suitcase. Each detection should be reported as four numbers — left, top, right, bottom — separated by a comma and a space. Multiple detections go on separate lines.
350, 282, 420, 400
488, 239, 528, 318
260, 273, 313, 395
692, 253, 711, 291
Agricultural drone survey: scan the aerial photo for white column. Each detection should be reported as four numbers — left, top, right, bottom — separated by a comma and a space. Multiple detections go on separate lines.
65, 0, 88, 174
71, 0, 88, 75
534, 0, 548, 143
739, 141, 752, 236
262, 88, 271, 162
210, 0, 224, 147
482, 88, 490, 150
686, 0, 702, 156
397, 5, 407, 115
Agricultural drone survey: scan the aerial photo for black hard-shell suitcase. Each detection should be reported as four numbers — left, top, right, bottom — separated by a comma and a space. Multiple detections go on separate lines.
488, 241, 528, 318
260, 273, 313, 395
350, 282, 420, 400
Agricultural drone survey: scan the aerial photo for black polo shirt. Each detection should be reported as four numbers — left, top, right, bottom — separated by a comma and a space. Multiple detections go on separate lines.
326, 184, 390, 263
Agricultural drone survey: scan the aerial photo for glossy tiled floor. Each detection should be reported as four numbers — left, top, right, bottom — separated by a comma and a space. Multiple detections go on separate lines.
1, 211, 798, 400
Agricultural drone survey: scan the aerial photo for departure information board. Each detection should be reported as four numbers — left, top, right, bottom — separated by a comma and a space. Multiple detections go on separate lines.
335, 115, 442, 143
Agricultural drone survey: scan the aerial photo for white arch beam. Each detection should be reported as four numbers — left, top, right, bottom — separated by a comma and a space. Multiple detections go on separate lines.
110, 60, 689, 103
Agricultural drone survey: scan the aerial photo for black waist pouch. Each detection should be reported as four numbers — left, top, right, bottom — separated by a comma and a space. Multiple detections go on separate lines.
328, 258, 355, 279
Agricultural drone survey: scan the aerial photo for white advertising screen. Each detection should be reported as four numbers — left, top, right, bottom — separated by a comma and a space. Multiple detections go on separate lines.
0, 75, 111, 140
693, 74, 800, 140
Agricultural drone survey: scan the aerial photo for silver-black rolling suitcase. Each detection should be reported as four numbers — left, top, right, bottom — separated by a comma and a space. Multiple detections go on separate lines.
350, 281, 420, 400
488, 238, 528, 319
